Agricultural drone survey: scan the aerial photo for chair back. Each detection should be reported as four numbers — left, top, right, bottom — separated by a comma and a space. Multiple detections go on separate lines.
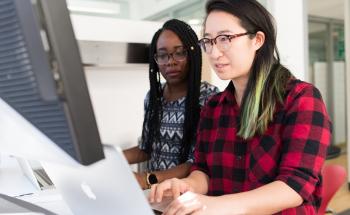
318, 164, 346, 215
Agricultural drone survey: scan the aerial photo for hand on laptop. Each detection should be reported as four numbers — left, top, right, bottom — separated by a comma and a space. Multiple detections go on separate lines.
147, 178, 204, 214
148, 178, 191, 203
150, 189, 213, 215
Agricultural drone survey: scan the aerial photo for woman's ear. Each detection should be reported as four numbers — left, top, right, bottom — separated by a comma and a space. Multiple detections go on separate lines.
254, 31, 265, 50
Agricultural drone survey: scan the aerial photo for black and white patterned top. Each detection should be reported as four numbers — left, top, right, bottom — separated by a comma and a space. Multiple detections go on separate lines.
139, 81, 219, 171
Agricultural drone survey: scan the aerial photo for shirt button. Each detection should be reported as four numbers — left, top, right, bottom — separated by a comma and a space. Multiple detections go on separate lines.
237, 156, 242, 160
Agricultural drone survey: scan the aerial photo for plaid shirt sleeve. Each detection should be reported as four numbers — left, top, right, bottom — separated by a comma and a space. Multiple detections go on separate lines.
276, 83, 332, 202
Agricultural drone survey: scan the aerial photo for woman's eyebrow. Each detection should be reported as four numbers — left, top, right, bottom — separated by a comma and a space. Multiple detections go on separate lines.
203, 30, 233, 37
157, 45, 184, 52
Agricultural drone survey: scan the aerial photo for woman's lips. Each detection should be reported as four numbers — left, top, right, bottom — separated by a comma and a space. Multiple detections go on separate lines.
215, 63, 229, 69
166, 70, 181, 77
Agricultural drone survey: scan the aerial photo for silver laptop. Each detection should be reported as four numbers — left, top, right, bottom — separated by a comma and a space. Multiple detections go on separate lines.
41, 145, 154, 215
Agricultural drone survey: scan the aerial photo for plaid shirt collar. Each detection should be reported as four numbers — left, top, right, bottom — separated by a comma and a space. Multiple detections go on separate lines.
218, 81, 236, 105
219, 78, 298, 106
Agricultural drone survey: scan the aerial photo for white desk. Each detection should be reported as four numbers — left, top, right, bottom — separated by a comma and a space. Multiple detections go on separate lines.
0, 155, 73, 214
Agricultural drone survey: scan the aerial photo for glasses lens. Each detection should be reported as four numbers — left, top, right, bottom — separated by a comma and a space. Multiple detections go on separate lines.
199, 39, 212, 53
155, 53, 168, 64
173, 49, 187, 61
216, 35, 231, 51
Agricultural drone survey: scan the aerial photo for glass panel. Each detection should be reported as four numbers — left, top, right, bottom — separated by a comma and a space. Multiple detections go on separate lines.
309, 22, 329, 106
332, 24, 346, 145
333, 25, 345, 61
309, 21, 346, 146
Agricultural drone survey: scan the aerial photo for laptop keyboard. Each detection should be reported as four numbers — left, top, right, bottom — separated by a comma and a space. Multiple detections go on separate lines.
33, 168, 54, 189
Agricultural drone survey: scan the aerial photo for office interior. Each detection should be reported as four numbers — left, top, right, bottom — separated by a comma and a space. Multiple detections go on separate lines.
0, 0, 350, 214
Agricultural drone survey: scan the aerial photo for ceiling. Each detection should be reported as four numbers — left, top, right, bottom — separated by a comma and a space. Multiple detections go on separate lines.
308, 0, 344, 20
66, 0, 346, 21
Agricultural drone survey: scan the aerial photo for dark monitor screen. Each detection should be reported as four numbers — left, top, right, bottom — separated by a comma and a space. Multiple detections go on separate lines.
0, 0, 104, 165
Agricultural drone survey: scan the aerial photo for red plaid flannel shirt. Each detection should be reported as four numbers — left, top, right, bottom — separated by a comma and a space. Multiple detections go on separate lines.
191, 79, 332, 214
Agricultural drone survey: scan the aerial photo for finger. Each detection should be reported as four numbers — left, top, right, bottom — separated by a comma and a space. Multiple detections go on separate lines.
171, 179, 181, 199
148, 184, 157, 203
155, 181, 170, 203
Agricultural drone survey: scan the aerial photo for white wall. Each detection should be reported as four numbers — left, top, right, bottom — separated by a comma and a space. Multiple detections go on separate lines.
70, 14, 162, 43
85, 67, 149, 148
267, 0, 309, 81
130, 0, 187, 20
71, 15, 161, 148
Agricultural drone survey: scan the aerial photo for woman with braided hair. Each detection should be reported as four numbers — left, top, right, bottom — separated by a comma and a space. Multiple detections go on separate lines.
124, 19, 219, 190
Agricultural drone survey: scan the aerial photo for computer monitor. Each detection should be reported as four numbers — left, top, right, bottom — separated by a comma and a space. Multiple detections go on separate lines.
0, 0, 104, 165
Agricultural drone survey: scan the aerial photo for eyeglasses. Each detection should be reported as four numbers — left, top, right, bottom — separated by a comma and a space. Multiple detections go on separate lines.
154, 47, 187, 65
198, 32, 253, 54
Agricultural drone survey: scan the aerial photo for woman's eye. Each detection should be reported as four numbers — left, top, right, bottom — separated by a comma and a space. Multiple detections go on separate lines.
218, 36, 229, 42
175, 51, 185, 57
158, 54, 167, 59
203, 40, 211, 45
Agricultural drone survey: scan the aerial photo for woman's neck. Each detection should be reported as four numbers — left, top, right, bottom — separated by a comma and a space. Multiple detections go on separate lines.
163, 82, 188, 102
232, 78, 248, 107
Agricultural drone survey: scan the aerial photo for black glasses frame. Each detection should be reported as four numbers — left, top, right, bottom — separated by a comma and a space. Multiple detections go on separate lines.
154, 48, 188, 65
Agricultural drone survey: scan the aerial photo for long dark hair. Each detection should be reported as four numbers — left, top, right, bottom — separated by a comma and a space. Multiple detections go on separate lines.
205, 0, 293, 139
141, 19, 202, 163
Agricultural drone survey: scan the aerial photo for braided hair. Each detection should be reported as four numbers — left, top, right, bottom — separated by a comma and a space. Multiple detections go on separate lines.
141, 19, 202, 163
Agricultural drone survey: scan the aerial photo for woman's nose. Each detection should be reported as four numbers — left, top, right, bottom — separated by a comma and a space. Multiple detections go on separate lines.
209, 43, 224, 60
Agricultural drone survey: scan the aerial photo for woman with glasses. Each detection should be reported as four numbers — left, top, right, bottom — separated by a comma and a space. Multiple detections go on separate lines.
149, 1, 331, 214
123, 19, 219, 190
